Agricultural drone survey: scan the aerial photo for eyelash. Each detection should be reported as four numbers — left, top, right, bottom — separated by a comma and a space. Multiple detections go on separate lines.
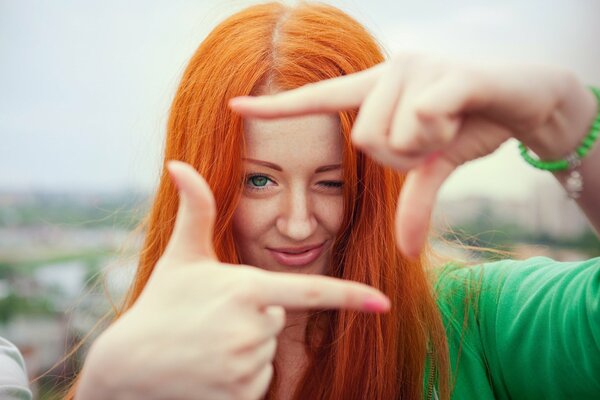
244, 173, 344, 192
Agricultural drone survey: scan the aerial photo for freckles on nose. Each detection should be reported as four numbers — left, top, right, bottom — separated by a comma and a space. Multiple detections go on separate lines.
276, 193, 317, 239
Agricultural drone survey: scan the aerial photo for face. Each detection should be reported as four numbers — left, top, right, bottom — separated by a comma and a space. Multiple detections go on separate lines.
232, 114, 344, 275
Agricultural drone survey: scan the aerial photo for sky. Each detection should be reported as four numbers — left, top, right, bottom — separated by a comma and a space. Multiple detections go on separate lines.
1, 0, 599, 200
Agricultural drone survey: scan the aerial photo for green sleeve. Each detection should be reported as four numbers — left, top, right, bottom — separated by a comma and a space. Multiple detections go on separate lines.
435, 257, 600, 399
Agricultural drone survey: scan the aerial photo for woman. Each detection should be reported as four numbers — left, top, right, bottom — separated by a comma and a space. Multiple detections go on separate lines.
72, 2, 600, 399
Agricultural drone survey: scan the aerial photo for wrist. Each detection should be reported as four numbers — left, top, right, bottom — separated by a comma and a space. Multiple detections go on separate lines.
518, 84, 600, 199
526, 75, 598, 160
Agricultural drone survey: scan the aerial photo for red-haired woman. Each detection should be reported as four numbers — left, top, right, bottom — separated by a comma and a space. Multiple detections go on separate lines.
71, 2, 600, 400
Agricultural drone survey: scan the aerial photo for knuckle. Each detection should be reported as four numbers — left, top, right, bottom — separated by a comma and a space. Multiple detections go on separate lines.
234, 364, 273, 400
455, 68, 488, 107
413, 103, 437, 124
220, 362, 242, 384
413, 132, 434, 149
223, 359, 253, 384
265, 306, 286, 333
228, 363, 272, 400
351, 130, 371, 147
228, 383, 252, 400
528, 113, 548, 131
387, 136, 405, 152
352, 129, 381, 152
266, 338, 278, 359
229, 270, 261, 304
303, 287, 323, 308
342, 286, 358, 307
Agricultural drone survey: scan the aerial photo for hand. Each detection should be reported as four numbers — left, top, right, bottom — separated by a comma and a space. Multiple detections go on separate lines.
229, 53, 597, 257
76, 161, 390, 400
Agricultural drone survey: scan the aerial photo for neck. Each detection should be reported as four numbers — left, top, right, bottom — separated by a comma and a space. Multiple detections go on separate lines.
274, 311, 328, 399
272, 312, 309, 400
279, 311, 309, 345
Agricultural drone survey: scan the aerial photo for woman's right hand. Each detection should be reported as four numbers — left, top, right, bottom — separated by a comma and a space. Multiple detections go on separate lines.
75, 161, 390, 400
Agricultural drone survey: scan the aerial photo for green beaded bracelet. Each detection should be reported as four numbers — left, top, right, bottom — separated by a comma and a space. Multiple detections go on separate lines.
518, 85, 600, 172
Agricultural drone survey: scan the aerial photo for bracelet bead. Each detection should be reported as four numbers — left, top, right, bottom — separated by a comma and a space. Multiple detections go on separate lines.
518, 85, 600, 199
518, 86, 600, 172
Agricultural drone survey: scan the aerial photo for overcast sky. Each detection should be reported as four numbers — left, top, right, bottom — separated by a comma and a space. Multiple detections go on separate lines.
2, 0, 599, 199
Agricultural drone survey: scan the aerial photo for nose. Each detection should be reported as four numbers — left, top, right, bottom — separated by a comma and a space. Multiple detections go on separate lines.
276, 187, 317, 241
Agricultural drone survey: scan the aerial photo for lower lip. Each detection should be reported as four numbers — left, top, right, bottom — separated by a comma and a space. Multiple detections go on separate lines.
268, 243, 325, 267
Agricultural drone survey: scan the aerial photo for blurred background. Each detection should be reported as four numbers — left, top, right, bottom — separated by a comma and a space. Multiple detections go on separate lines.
1, 0, 599, 398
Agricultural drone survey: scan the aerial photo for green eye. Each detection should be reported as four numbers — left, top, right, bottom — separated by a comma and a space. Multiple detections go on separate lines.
247, 175, 271, 188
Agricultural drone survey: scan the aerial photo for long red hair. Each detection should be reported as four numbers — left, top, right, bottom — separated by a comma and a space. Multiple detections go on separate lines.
68, 2, 450, 399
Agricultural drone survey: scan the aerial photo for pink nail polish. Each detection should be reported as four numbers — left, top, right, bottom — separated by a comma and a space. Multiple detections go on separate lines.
363, 296, 391, 312
424, 150, 442, 164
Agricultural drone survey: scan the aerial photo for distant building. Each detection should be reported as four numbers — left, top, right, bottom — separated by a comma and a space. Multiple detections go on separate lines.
434, 176, 591, 239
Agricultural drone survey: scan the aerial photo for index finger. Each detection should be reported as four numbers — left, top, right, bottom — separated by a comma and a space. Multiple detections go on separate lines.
228, 63, 385, 118
253, 270, 391, 313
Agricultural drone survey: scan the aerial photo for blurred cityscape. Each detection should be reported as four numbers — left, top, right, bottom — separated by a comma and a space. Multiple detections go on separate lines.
0, 179, 598, 399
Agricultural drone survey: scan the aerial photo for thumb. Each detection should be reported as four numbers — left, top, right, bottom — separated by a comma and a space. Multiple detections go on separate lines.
161, 161, 217, 264
395, 154, 456, 259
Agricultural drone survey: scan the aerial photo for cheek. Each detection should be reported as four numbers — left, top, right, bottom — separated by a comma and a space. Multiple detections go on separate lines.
232, 197, 275, 242
317, 196, 344, 235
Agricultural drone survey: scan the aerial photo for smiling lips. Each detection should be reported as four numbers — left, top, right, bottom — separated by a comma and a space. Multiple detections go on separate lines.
267, 242, 326, 267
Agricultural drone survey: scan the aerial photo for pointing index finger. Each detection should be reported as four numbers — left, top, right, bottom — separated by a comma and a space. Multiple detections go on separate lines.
228, 63, 385, 118
253, 270, 391, 313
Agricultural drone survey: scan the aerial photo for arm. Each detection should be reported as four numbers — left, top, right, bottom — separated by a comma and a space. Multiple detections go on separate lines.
530, 79, 600, 234
229, 57, 600, 255
436, 258, 600, 399
572, 140, 600, 235
559, 139, 600, 236
74, 162, 390, 400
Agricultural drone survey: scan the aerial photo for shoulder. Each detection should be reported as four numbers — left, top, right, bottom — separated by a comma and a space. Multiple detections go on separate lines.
432, 257, 600, 398
432, 255, 600, 329
434, 256, 600, 293
432, 256, 600, 333
0, 337, 32, 400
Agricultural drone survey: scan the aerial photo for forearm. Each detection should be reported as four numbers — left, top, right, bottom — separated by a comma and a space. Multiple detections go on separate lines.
555, 139, 600, 235
554, 84, 600, 235
531, 78, 600, 235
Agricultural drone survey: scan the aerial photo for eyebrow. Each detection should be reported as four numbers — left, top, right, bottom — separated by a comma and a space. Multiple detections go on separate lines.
243, 158, 341, 173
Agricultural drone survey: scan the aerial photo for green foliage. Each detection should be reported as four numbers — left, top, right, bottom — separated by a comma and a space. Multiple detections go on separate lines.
0, 191, 148, 229
533, 230, 600, 257
0, 249, 121, 323
0, 249, 114, 276
0, 293, 54, 323
445, 222, 600, 258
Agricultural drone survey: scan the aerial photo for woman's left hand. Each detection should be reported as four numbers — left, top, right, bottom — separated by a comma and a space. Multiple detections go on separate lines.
229, 53, 597, 257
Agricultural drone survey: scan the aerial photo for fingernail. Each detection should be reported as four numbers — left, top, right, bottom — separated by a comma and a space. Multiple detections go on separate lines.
363, 295, 391, 313
424, 150, 442, 164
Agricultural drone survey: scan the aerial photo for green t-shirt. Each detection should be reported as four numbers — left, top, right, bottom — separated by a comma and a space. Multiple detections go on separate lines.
431, 256, 600, 399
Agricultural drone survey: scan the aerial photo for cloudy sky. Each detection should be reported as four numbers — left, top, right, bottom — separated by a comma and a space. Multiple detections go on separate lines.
2, 0, 599, 199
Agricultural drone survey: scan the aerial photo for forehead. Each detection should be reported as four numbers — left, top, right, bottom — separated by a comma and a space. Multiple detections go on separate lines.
243, 114, 342, 165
